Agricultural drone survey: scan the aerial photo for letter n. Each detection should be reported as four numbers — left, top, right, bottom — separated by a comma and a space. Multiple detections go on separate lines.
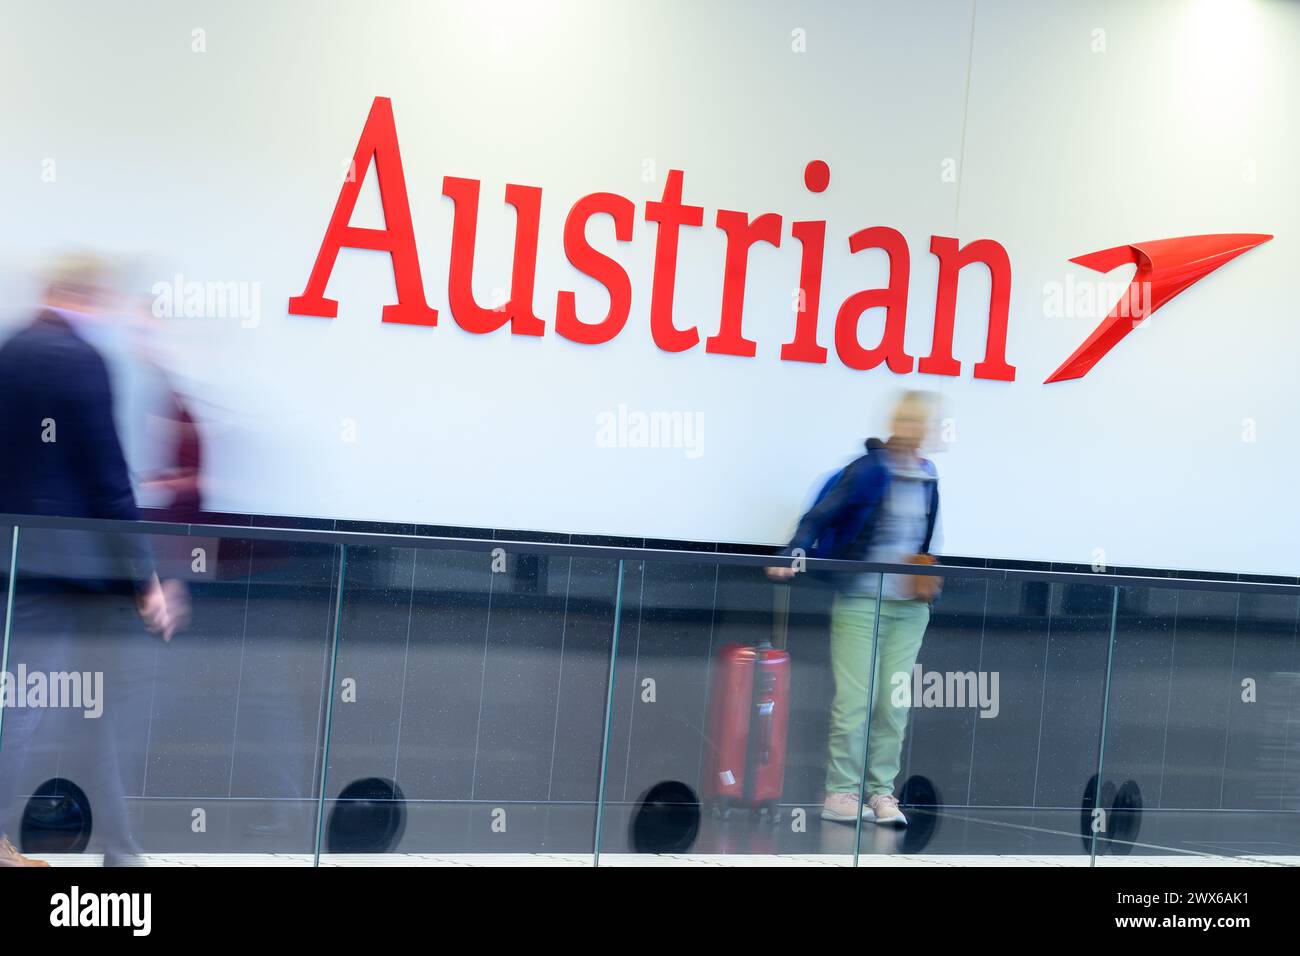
918, 236, 1015, 380
288, 96, 437, 326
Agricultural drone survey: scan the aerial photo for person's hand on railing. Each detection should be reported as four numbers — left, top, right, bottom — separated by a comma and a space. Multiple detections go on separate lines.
162, 578, 192, 636
906, 553, 943, 601
766, 566, 797, 582
136, 574, 177, 642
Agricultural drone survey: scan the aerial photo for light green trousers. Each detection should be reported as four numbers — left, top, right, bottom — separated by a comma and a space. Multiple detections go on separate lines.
825, 593, 930, 796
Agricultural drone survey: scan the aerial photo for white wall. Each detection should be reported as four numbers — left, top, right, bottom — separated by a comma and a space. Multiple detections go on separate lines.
2, 0, 1296, 574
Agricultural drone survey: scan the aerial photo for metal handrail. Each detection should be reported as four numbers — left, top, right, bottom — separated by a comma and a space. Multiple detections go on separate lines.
1, 511, 1295, 595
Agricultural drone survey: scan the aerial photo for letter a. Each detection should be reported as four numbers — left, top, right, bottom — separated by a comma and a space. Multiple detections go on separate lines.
288, 96, 437, 326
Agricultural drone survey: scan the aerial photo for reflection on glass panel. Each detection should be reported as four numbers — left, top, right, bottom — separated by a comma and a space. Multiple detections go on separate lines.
0, 524, 12, 674
595, 560, 879, 866
851, 575, 1115, 863
7, 521, 1295, 870
318, 544, 619, 866
0, 526, 338, 866
1102, 583, 1300, 864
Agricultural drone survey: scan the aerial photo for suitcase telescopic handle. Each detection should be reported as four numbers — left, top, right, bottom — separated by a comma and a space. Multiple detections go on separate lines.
770, 582, 790, 651
754, 671, 777, 765
755, 698, 774, 765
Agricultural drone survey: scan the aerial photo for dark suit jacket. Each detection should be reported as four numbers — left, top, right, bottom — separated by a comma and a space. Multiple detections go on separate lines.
0, 310, 153, 593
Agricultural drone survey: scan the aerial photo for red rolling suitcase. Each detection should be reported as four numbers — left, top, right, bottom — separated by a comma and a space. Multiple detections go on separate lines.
702, 586, 792, 820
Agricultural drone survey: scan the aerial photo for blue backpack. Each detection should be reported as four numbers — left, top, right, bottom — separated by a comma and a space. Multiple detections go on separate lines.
803, 457, 938, 562
806, 466, 854, 560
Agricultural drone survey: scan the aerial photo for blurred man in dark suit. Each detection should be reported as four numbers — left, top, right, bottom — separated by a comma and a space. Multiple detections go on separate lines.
0, 253, 174, 866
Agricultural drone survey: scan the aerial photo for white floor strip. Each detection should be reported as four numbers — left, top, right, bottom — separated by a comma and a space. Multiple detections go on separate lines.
25, 852, 1300, 867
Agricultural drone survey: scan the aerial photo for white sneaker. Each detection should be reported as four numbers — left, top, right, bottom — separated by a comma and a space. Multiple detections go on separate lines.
867, 793, 908, 827
821, 792, 875, 823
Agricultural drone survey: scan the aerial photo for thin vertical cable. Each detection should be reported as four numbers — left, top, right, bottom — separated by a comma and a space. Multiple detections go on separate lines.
1090, 585, 1120, 867
852, 575, 886, 868
313, 544, 348, 867
592, 559, 626, 867
0, 527, 19, 753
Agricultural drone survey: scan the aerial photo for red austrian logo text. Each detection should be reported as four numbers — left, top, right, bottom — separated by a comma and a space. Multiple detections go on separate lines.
289, 97, 1272, 384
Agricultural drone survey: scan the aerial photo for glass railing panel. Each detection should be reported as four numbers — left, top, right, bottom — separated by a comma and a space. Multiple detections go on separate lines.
0, 523, 13, 671
853, 572, 1116, 863
0, 524, 339, 865
10, 514, 1294, 870
594, 557, 873, 866
317, 541, 620, 865
1098, 580, 1300, 865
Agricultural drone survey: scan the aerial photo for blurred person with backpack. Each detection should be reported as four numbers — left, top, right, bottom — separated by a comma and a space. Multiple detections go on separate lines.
768, 390, 942, 826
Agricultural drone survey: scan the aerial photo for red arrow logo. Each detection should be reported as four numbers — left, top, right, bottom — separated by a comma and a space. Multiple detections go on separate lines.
1044, 233, 1272, 383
